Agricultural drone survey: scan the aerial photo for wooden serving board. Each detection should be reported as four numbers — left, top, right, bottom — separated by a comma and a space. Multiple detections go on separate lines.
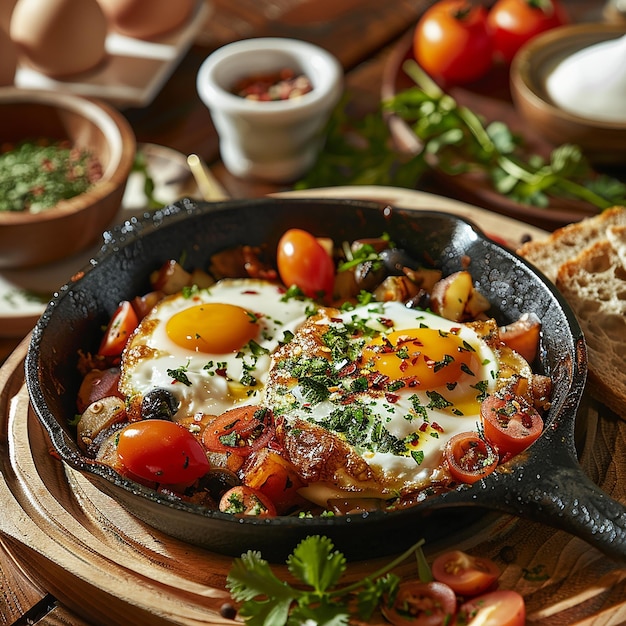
1, 190, 625, 625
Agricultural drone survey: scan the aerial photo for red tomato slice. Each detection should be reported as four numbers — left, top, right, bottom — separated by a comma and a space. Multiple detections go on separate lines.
488, 0, 569, 64
219, 485, 277, 517
117, 419, 210, 485
481, 393, 543, 459
98, 300, 139, 357
444, 432, 498, 484
202, 405, 275, 456
382, 580, 457, 626
276, 228, 335, 301
413, 0, 492, 85
432, 550, 500, 596
454, 590, 525, 626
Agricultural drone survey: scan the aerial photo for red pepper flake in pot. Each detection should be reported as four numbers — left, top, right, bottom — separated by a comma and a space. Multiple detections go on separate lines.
232, 68, 313, 101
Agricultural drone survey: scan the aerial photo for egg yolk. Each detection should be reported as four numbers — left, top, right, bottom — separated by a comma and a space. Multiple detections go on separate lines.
362, 328, 479, 389
166, 303, 259, 354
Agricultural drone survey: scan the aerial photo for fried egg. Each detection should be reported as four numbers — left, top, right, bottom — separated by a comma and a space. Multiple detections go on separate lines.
119, 279, 313, 418
265, 300, 501, 501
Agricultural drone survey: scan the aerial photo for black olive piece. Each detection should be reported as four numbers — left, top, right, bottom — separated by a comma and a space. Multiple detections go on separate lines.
141, 388, 179, 420
197, 468, 241, 502
380, 248, 421, 275
354, 259, 386, 291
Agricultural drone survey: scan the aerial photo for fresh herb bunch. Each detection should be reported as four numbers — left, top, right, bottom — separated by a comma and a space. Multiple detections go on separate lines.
226, 534, 427, 625
296, 62, 626, 212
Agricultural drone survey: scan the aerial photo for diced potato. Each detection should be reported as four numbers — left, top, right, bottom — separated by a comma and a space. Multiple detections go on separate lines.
430, 271, 474, 321
373, 276, 421, 302
150, 259, 192, 294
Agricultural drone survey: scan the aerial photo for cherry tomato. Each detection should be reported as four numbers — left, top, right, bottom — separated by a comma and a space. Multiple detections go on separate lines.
98, 300, 139, 357
276, 228, 335, 301
444, 432, 498, 484
219, 485, 277, 517
481, 393, 543, 459
454, 590, 525, 626
382, 580, 457, 626
413, 0, 492, 85
432, 550, 500, 596
117, 419, 210, 485
202, 405, 275, 457
488, 0, 569, 64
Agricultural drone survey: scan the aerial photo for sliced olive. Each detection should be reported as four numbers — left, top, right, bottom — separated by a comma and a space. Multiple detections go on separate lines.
197, 468, 241, 502
141, 388, 179, 420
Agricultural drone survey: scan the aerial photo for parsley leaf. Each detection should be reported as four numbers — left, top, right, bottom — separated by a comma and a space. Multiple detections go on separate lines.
226, 535, 426, 625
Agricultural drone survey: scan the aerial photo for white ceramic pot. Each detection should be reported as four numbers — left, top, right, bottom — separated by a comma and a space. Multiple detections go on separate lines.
197, 37, 343, 183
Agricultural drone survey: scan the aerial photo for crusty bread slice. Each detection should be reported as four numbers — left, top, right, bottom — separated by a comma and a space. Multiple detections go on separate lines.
606, 224, 626, 268
556, 240, 626, 419
517, 206, 626, 283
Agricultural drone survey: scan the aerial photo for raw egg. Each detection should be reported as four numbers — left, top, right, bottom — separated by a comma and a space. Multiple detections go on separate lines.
96, 0, 195, 40
10, 0, 107, 77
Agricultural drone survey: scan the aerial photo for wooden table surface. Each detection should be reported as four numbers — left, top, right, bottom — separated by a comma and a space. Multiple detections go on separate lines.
1, 1, 625, 624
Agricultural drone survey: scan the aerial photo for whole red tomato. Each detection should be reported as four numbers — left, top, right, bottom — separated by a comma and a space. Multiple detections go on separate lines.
488, 0, 569, 64
413, 0, 492, 85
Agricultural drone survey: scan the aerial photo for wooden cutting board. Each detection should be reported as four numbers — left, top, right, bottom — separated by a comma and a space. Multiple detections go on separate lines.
1, 189, 625, 625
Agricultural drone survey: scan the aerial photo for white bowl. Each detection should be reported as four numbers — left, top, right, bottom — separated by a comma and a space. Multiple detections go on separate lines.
196, 37, 343, 183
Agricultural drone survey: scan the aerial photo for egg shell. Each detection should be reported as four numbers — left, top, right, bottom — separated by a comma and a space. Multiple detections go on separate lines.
96, 0, 195, 40
0, 0, 18, 32
10, 0, 107, 78
0, 26, 17, 86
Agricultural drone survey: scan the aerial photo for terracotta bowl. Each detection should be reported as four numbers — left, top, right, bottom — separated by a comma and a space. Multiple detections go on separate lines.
0, 88, 136, 269
510, 23, 626, 166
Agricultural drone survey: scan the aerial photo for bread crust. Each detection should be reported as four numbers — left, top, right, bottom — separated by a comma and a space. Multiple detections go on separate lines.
517, 206, 626, 283
518, 207, 626, 419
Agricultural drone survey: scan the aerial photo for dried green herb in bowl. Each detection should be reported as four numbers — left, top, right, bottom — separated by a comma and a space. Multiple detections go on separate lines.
0, 139, 102, 214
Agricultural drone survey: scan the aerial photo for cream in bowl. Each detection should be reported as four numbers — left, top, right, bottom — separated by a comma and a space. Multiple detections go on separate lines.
196, 37, 343, 183
510, 23, 626, 165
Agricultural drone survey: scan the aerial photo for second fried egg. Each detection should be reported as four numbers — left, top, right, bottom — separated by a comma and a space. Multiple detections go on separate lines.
265, 300, 501, 497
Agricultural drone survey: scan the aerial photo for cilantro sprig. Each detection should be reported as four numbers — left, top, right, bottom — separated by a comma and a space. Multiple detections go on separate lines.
226, 535, 426, 625
296, 62, 625, 212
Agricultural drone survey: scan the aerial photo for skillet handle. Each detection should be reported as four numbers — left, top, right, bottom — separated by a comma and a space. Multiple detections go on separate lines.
441, 447, 626, 563
507, 461, 626, 563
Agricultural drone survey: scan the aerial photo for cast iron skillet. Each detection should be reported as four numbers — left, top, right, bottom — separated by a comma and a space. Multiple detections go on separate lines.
26, 197, 626, 562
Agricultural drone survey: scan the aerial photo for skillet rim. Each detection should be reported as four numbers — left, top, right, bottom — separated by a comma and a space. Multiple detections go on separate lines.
24, 196, 589, 557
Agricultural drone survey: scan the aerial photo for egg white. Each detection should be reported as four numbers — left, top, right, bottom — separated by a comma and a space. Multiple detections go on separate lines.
265, 300, 500, 496
119, 279, 313, 418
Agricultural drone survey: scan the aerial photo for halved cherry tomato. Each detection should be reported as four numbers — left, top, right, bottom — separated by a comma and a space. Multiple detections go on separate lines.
382, 580, 457, 626
488, 0, 569, 64
98, 300, 139, 357
276, 228, 335, 301
219, 485, 277, 517
117, 419, 210, 485
432, 550, 500, 596
454, 590, 525, 626
202, 405, 275, 457
481, 393, 543, 459
444, 432, 498, 484
413, 0, 492, 85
